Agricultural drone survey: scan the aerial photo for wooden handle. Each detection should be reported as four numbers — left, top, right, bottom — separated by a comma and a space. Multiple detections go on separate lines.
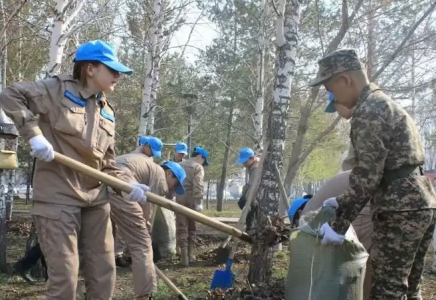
274, 162, 290, 211
53, 152, 252, 244
155, 265, 189, 300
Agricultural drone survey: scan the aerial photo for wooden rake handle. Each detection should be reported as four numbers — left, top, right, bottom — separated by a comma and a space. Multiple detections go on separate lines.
53, 152, 252, 244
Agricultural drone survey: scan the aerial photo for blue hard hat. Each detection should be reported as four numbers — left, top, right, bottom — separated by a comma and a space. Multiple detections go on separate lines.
175, 142, 188, 155
236, 148, 255, 164
287, 197, 310, 221
325, 92, 336, 113
138, 136, 163, 158
193, 146, 209, 166
162, 161, 186, 195
74, 40, 132, 75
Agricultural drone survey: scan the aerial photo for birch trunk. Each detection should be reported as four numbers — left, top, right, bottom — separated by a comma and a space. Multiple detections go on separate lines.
46, 0, 69, 77
147, 2, 165, 135
248, 0, 301, 284
253, 0, 266, 154
139, 0, 161, 137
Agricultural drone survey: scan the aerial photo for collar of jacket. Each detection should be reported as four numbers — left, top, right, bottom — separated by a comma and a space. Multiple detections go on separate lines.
355, 83, 381, 111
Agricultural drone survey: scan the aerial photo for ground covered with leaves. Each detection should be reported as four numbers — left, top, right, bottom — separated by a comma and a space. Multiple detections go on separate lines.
1, 202, 436, 299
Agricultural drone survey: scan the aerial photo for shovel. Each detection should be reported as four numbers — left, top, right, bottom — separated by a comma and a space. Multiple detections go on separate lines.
210, 246, 235, 290
52, 151, 252, 244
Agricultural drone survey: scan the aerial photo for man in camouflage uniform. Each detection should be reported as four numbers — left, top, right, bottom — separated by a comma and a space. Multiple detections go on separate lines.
311, 49, 436, 300
236, 148, 259, 230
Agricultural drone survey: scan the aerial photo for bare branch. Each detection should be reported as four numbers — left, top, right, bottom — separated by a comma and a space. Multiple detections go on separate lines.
0, 0, 28, 39
371, 1, 436, 81
180, 2, 208, 58
64, 0, 85, 28
271, 0, 281, 17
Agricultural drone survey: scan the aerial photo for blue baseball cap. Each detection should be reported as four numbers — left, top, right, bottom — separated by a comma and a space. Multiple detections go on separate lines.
162, 161, 186, 195
175, 142, 188, 155
138, 136, 163, 158
325, 92, 336, 113
74, 40, 132, 75
193, 146, 209, 166
237, 148, 255, 164
287, 197, 310, 221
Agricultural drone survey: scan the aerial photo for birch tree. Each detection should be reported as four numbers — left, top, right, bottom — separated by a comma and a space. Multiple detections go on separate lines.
248, 0, 301, 284
139, 0, 162, 137
253, 0, 266, 154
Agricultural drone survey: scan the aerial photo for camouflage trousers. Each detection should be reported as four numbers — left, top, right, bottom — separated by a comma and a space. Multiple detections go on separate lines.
370, 209, 436, 300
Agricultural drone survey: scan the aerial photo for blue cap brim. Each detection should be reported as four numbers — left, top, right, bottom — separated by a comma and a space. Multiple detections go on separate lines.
177, 150, 188, 155
325, 100, 336, 113
101, 60, 133, 75
236, 157, 249, 164
152, 149, 162, 158
288, 198, 309, 218
175, 183, 185, 195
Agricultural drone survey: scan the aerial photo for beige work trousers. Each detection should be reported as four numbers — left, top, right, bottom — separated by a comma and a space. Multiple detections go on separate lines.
175, 192, 196, 248
32, 202, 115, 300
110, 193, 157, 297
302, 170, 373, 300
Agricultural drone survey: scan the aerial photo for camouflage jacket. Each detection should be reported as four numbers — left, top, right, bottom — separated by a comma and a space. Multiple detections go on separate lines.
330, 83, 436, 234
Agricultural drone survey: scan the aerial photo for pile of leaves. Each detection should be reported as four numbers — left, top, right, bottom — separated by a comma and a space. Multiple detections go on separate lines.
248, 216, 291, 246
197, 247, 250, 265
8, 220, 32, 237
204, 281, 285, 300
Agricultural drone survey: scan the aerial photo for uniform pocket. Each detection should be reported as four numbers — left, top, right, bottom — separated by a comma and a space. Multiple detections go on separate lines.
96, 117, 115, 153
54, 97, 86, 136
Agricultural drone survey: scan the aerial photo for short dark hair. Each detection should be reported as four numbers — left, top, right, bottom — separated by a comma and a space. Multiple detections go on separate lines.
303, 194, 313, 199
192, 151, 201, 158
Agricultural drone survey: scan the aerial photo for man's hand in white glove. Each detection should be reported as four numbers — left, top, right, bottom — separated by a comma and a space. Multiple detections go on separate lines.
195, 204, 203, 212
125, 183, 150, 203
29, 135, 54, 162
322, 197, 339, 209
320, 222, 345, 245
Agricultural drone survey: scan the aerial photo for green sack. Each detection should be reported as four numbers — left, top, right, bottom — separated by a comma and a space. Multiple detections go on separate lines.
151, 206, 176, 258
285, 206, 368, 300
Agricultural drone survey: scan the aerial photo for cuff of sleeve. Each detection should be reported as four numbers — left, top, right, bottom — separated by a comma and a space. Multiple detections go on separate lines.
22, 123, 42, 141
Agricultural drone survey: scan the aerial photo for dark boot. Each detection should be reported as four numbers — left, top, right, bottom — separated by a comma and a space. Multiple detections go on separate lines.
13, 259, 36, 284
115, 255, 130, 268
14, 243, 43, 284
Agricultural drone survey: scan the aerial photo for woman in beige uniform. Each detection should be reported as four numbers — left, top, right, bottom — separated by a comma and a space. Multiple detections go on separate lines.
0, 40, 149, 300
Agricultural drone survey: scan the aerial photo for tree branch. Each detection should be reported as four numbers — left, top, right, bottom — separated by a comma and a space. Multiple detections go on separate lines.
371, 1, 436, 81
64, 0, 85, 28
0, 0, 28, 39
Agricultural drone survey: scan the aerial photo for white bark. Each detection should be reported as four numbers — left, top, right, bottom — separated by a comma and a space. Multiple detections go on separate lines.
147, 1, 165, 135
46, 0, 86, 77
253, 0, 266, 154
47, 0, 69, 77
139, 0, 161, 137
248, 0, 301, 284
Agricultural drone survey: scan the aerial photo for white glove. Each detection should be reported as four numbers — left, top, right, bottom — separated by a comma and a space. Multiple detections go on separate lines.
29, 135, 54, 162
195, 204, 203, 212
320, 222, 345, 245
124, 183, 150, 203
323, 197, 339, 208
